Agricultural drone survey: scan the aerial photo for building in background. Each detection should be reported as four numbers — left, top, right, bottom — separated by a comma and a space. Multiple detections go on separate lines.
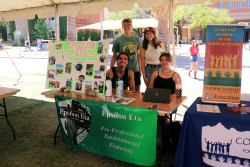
182, 1, 250, 43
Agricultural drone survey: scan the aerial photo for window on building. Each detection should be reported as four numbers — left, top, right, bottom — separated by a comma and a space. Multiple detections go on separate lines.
236, 2, 243, 8
227, 2, 233, 9
247, 0, 250, 8
218, 2, 224, 9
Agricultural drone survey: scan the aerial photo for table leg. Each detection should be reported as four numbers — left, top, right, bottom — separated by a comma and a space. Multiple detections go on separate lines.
54, 124, 60, 145
0, 98, 16, 141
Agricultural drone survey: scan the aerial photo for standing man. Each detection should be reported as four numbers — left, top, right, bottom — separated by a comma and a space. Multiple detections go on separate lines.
111, 18, 141, 91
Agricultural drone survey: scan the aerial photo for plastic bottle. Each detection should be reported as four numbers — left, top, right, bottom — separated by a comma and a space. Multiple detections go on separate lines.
105, 74, 112, 96
116, 78, 124, 98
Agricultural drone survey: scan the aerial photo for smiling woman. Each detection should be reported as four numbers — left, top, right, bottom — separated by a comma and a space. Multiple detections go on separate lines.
140, 27, 166, 87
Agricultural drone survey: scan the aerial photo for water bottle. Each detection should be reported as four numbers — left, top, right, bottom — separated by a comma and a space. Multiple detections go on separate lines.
116, 78, 124, 98
105, 74, 112, 96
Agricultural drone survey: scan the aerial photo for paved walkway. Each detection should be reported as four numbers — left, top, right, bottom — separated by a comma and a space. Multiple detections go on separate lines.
1, 44, 250, 121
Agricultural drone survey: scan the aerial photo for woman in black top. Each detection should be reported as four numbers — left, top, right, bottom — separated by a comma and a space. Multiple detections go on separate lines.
106, 52, 135, 90
148, 52, 182, 94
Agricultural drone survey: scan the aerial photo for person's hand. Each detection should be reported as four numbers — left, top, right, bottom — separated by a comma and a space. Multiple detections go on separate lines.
143, 76, 149, 87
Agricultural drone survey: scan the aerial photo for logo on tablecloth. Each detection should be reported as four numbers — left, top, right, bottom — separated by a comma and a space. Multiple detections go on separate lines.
58, 99, 91, 145
202, 123, 250, 166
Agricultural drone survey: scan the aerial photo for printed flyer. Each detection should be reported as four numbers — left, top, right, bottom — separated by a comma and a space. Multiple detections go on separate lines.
202, 25, 244, 104
45, 40, 109, 95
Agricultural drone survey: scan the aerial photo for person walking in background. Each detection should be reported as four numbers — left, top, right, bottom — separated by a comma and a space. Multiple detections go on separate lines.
140, 27, 166, 87
149, 52, 182, 94
111, 18, 141, 91
24, 38, 31, 51
188, 40, 199, 79
178, 35, 182, 47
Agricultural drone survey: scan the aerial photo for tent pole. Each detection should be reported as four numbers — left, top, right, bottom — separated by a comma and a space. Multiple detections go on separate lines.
100, 13, 103, 40
169, 0, 177, 71
55, 5, 59, 40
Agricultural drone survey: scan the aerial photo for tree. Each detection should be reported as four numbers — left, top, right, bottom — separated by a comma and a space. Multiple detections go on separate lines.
28, 14, 39, 42
108, 4, 154, 37
59, 16, 67, 40
173, 1, 234, 41
8, 21, 16, 40
0, 18, 7, 41
32, 19, 51, 39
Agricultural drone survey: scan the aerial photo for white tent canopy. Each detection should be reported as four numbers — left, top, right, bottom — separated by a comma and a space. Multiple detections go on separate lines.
77, 19, 158, 30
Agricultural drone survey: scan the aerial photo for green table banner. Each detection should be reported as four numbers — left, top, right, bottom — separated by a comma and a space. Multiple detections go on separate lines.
55, 95, 157, 166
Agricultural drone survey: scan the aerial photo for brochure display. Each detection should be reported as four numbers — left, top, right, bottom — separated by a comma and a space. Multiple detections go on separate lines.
45, 40, 109, 95
202, 25, 244, 104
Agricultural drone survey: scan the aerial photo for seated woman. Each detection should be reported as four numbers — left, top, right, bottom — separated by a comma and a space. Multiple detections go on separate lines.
106, 52, 135, 91
148, 52, 182, 93
148, 52, 182, 150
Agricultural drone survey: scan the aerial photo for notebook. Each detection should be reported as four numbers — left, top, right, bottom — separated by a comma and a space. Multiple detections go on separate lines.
143, 88, 172, 103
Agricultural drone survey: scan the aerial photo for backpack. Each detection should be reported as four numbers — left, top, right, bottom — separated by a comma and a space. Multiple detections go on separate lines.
168, 121, 182, 153
26, 41, 29, 46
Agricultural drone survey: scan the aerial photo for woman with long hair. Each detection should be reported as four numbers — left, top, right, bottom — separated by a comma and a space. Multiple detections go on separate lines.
140, 27, 166, 87
188, 40, 199, 79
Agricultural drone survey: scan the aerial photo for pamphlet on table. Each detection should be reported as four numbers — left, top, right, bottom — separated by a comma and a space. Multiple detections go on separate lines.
197, 104, 221, 113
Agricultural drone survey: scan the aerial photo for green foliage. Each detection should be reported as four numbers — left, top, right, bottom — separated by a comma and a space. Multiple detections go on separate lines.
32, 19, 51, 39
20, 37, 25, 46
28, 14, 39, 42
234, 71, 240, 78
108, 4, 154, 37
215, 71, 222, 78
77, 30, 100, 41
224, 71, 231, 78
8, 21, 16, 40
173, 1, 234, 38
59, 16, 67, 41
206, 70, 213, 77
0, 18, 7, 41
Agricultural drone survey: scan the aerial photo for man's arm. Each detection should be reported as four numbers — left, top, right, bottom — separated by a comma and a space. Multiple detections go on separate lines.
128, 70, 135, 91
110, 52, 117, 67
137, 49, 141, 75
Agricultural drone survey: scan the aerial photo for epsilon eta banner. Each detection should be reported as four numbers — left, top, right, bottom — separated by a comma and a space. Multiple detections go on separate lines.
202, 25, 244, 104
55, 96, 157, 166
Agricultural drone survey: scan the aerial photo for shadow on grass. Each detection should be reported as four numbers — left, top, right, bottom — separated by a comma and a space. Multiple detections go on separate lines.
0, 96, 175, 167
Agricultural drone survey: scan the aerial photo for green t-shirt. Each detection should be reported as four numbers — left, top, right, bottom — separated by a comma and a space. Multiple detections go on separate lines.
112, 35, 140, 73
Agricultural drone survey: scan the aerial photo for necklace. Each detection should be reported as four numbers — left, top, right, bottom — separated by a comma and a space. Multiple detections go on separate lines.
162, 69, 171, 75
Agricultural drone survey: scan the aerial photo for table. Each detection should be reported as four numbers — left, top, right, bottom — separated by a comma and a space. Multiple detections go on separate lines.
42, 90, 187, 165
174, 97, 250, 167
0, 87, 20, 141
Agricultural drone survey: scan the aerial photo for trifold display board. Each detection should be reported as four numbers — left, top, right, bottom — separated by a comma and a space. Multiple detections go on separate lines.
202, 24, 244, 104
45, 40, 109, 95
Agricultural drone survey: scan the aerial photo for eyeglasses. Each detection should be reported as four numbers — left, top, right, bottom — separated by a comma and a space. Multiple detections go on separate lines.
161, 51, 170, 54
122, 23, 132, 27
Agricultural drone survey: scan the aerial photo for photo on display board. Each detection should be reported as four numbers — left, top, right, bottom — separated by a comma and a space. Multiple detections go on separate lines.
48, 80, 60, 88
56, 64, 64, 75
99, 65, 105, 71
47, 69, 55, 78
86, 64, 94, 76
65, 62, 72, 74
97, 42, 103, 53
98, 81, 104, 93
93, 81, 98, 91
94, 70, 102, 79
49, 56, 56, 65
74, 62, 83, 72
75, 81, 82, 91
65, 78, 72, 90
99, 55, 106, 63
78, 75, 85, 82
85, 81, 92, 90
55, 43, 63, 53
